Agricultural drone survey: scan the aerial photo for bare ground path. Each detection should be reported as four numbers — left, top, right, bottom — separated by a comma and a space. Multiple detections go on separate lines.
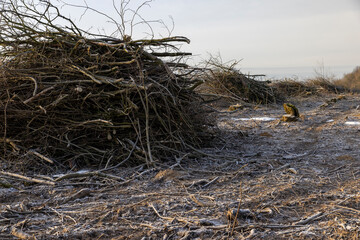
1, 94, 360, 239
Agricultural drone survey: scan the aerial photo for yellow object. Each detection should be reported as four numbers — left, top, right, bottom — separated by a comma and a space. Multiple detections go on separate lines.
228, 104, 243, 111
281, 114, 298, 122
283, 103, 299, 117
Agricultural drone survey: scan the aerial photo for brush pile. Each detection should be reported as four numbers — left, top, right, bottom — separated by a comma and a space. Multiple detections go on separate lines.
271, 78, 346, 97
270, 79, 315, 97
201, 62, 279, 104
0, 1, 200, 169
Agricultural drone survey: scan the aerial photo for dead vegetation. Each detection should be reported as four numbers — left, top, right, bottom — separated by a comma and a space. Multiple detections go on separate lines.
197, 58, 352, 105
1, 93, 360, 239
334, 66, 360, 91
1, 1, 360, 240
198, 58, 280, 104
270, 79, 315, 97
0, 0, 203, 170
270, 77, 348, 97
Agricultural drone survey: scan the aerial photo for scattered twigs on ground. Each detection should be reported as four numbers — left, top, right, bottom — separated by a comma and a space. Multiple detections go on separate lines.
54, 171, 125, 182
295, 212, 325, 225
60, 188, 92, 204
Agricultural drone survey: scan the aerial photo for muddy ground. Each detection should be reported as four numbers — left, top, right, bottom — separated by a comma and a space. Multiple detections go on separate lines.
1, 93, 360, 239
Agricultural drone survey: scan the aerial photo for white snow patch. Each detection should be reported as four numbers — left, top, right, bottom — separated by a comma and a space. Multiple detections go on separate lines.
231, 117, 277, 122
345, 121, 360, 125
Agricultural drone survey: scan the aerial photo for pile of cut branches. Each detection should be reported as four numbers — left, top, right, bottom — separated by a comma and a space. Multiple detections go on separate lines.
271, 78, 347, 97
199, 59, 280, 104
0, 0, 200, 169
270, 79, 315, 97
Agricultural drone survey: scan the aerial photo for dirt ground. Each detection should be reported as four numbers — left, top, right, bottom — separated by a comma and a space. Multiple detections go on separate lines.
1, 93, 360, 239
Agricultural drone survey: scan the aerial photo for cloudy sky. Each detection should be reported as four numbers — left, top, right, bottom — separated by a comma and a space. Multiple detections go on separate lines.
63, 0, 360, 76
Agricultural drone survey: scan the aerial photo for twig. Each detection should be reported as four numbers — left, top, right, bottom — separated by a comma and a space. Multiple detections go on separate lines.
23, 86, 55, 104
99, 136, 140, 172
61, 188, 91, 204
3, 90, 10, 154
201, 176, 219, 189
149, 203, 191, 224
133, 59, 155, 166
334, 205, 360, 214
54, 171, 125, 182
328, 164, 349, 174
295, 212, 324, 225
230, 181, 243, 236
230, 164, 248, 181
275, 163, 291, 171
71, 65, 102, 84
11, 227, 32, 240
27, 76, 38, 96
28, 150, 54, 164
1, 138, 20, 152
235, 224, 309, 230
0, 171, 55, 185
149, 203, 174, 221
169, 153, 189, 170
49, 207, 77, 224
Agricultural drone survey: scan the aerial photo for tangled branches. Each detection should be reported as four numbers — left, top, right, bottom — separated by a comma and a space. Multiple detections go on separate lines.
0, 0, 200, 169
199, 58, 280, 104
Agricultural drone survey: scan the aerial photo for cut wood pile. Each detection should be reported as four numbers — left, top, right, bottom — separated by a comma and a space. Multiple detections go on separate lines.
270, 79, 315, 97
0, 1, 201, 169
200, 60, 280, 104
271, 78, 348, 97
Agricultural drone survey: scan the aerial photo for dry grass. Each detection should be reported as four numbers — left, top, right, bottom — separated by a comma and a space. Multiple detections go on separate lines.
334, 66, 360, 91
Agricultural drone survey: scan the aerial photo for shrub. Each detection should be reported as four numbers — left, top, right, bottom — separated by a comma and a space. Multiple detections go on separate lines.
334, 66, 360, 90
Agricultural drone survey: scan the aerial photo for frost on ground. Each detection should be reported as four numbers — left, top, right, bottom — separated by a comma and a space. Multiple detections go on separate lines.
1, 94, 360, 239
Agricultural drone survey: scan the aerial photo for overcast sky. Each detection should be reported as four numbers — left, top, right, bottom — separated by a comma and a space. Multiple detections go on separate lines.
63, 0, 360, 72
